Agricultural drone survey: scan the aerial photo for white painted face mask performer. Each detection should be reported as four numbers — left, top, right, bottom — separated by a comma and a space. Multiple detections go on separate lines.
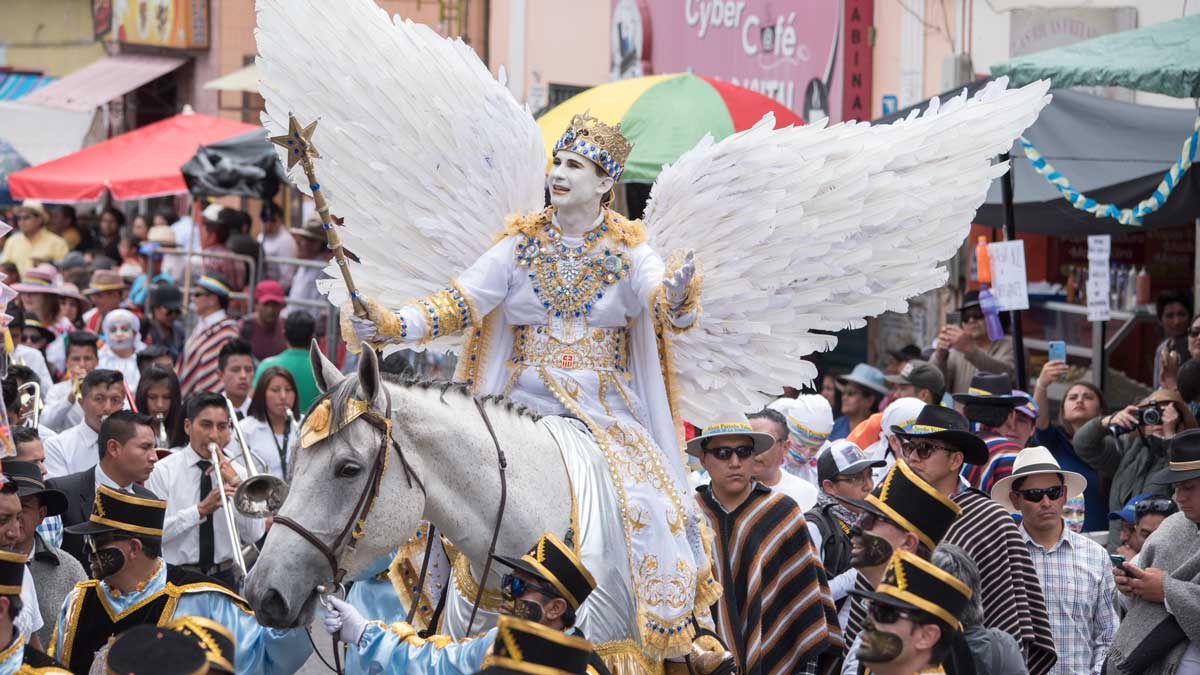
256, 0, 1052, 665
347, 113, 721, 658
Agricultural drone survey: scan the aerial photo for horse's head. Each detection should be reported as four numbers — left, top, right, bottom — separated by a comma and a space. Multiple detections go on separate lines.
245, 342, 424, 628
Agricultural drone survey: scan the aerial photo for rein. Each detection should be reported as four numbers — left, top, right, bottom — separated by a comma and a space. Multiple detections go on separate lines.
271, 391, 509, 666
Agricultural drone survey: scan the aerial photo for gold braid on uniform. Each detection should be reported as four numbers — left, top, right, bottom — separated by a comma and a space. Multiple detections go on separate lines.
417, 282, 473, 342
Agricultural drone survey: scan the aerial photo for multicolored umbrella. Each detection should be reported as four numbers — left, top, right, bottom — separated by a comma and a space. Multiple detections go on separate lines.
537, 73, 804, 183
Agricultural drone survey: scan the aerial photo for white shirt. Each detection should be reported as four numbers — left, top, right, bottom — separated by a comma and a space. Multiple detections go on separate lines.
11, 344, 53, 391
17, 569, 42, 639
95, 463, 136, 493
763, 470, 819, 511
237, 415, 299, 480
146, 445, 265, 567
262, 228, 297, 288
97, 345, 141, 391
43, 421, 100, 479
41, 380, 83, 433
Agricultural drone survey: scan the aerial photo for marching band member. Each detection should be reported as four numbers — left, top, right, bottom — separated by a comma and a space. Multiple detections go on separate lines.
48, 485, 311, 674
324, 532, 612, 675
42, 370, 125, 480
41, 332, 100, 434
146, 393, 265, 590
237, 367, 301, 480
0, 548, 69, 673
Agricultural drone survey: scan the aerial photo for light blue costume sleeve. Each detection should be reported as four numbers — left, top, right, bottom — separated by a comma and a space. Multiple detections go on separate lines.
346, 623, 494, 675
175, 591, 313, 675
347, 551, 408, 625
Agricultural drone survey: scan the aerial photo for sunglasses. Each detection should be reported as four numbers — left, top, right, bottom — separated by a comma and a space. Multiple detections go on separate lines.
1015, 485, 1065, 503
901, 440, 950, 460
500, 574, 557, 600
961, 311, 984, 323
20, 333, 47, 345
1189, 329, 1200, 339
869, 601, 921, 625
856, 512, 900, 532
1135, 498, 1177, 515
703, 445, 755, 461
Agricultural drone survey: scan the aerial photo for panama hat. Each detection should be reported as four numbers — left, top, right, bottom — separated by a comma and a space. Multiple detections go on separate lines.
685, 412, 776, 458
951, 372, 1025, 407
10, 263, 59, 294
989, 446, 1088, 512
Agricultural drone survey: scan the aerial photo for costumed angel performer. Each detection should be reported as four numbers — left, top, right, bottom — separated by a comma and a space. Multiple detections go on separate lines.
256, 0, 1051, 663
348, 113, 719, 657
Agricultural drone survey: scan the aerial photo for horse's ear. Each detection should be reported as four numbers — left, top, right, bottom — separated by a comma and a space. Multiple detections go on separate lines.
356, 345, 388, 413
310, 340, 345, 393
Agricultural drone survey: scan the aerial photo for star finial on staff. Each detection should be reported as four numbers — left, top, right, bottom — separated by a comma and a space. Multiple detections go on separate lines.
269, 114, 320, 169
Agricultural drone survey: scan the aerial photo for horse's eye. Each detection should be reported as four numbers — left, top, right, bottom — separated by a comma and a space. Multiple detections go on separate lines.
337, 463, 362, 478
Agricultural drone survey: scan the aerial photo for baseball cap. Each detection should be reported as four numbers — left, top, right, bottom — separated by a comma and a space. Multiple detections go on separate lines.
817, 439, 886, 483
1012, 390, 1039, 419
255, 280, 286, 305
884, 359, 945, 396
1108, 492, 1162, 523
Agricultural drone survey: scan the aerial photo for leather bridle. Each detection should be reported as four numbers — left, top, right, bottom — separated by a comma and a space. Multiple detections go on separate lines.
270, 393, 509, 653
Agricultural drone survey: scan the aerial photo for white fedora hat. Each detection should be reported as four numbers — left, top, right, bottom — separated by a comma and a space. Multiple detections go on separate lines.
989, 446, 1088, 512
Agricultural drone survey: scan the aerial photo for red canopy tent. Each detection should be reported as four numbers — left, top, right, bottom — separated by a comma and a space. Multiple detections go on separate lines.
8, 112, 259, 202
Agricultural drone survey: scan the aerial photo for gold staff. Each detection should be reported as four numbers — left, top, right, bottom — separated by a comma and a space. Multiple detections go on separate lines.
269, 114, 368, 318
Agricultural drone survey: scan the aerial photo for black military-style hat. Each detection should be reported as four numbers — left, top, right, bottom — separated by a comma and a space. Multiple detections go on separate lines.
476, 616, 592, 675
492, 532, 596, 610
63, 485, 165, 537
0, 550, 25, 597
892, 405, 990, 466
835, 458, 962, 551
2, 459, 67, 517
105, 624, 209, 675
167, 615, 236, 674
851, 549, 973, 630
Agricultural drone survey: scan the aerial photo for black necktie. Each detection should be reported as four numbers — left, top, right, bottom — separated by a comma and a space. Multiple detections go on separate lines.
197, 459, 214, 570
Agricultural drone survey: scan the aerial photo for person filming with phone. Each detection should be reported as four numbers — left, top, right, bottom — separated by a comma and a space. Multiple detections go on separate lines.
1110, 428, 1200, 675
1075, 389, 1198, 552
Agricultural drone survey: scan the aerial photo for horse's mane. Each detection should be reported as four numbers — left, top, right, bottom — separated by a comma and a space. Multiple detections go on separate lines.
315, 372, 541, 433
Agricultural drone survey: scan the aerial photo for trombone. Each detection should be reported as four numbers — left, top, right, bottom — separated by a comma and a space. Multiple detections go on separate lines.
17, 381, 41, 428
205, 441, 256, 581
222, 396, 289, 519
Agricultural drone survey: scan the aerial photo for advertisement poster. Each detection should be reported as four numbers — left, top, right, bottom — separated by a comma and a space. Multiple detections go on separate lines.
611, 0, 870, 122
98, 0, 210, 49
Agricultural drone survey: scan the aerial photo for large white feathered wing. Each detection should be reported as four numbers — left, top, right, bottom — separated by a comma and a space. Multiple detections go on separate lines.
648, 78, 1051, 427
255, 0, 545, 326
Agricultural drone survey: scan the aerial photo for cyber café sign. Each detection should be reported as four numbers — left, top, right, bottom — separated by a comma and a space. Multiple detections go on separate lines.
612, 0, 872, 122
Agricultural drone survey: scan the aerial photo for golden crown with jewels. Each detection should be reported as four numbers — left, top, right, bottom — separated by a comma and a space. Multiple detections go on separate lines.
553, 113, 633, 181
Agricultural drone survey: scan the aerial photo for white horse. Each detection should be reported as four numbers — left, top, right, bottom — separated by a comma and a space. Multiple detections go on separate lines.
244, 344, 636, 650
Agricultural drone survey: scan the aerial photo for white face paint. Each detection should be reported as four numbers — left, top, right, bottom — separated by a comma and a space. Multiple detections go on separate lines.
548, 150, 613, 212
106, 322, 136, 351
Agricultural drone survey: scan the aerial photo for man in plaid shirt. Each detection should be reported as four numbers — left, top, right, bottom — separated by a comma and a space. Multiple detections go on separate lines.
992, 446, 1117, 675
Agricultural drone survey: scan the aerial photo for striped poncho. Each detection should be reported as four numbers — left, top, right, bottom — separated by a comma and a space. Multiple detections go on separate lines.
177, 311, 240, 397
946, 487, 1057, 675
696, 483, 844, 675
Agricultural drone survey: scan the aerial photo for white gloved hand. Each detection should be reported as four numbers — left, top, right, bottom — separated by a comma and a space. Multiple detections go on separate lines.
322, 595, 369, 646
348, 313, 381, 344
663, 250, 696, 307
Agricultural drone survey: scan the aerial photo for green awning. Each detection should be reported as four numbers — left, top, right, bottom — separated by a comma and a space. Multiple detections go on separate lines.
990, 14, 1200, 99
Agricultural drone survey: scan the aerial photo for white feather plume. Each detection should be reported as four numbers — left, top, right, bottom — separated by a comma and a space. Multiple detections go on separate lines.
255, 0, 1049, 427
255, 0, 545, 336
648, 77, 1051, 426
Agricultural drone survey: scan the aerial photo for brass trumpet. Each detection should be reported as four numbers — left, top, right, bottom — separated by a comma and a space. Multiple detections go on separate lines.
17, 381, 41, 428
154, 413, 172, 459
222, 396, 289, 519
205, 441, 257, 581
